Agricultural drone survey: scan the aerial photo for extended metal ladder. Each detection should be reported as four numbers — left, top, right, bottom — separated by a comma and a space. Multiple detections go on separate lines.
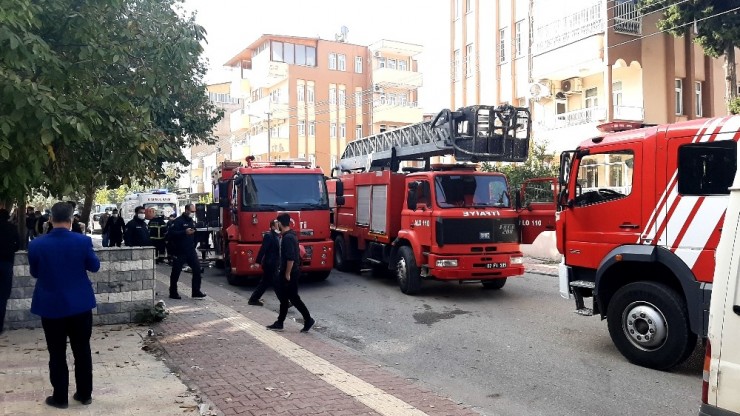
338, 105, 532, 172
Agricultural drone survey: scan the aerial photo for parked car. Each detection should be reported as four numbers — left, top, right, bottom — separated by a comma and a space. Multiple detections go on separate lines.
90, 204, 118, 234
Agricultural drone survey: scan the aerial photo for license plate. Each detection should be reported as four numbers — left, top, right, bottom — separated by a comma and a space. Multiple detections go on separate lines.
485, 263, 507, 269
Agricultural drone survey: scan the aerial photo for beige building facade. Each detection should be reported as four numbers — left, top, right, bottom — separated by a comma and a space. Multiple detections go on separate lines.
450, 0, 739, 153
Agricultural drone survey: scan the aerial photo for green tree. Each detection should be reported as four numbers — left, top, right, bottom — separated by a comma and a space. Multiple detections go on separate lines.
481, 141, 559, 189
639, 0, 740, 111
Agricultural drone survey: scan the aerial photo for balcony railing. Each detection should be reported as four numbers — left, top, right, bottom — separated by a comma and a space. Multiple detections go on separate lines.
614, 0, 642, 35
533, 2, 603, 55
613, 105, 644, 121
554, 107, 607, 129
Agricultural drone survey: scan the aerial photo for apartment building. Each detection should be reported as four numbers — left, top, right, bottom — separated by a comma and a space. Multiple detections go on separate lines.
225, 35, 423, 171
450, 0, 738, 154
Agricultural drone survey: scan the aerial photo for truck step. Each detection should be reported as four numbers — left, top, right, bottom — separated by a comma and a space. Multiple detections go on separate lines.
570, 280, 595, 289
575, 308, 594, 316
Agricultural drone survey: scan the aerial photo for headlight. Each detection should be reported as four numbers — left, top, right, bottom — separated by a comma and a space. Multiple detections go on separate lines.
436, 259, 458, 268
510, 256, 524, 265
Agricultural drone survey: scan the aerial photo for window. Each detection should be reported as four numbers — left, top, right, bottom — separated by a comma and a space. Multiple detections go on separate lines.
378, 57, 386, 68
573, 151, 635, 206
515, 21, 524, 58
675, 79, 683, 115
465, 44, 473, 77
387, 59, 397, 70
298, 120, 305, 136
297, 82, 305, 102
612, 81, 623, 107
309, 121, 316, 136
678, 141, 736, 195
556, 98, 567, 115
306, 46, 316, 66
287, 44, 315, 67
340, 123, 346, 138
356, 125, 362, 138
329, 53, 337, 70
355, 56, 363, 73
296, 45, 306, 65
307, 85, 315, 104
454, 49, 461, 81
585, 87, 598, 108
499, 29, 506, 63
338, 54, 346, 71
435, 175, 510, 208
455, 0, 461, 18
284, 43, 295, 64
330, 122, 337, 138
695, 81, 702, 117
329, 87, 336, 105
399, 93, 408, 106
398, 60, 407, 71
380, 124, 387, 133
270, 89, 280, 103
355, 91, 362, 107
466, 0, 472, 13
338, 89, 346, 106
271, 41, 283, 62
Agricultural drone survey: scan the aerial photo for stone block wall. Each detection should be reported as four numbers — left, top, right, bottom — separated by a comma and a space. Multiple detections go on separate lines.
4, 247, 156, 329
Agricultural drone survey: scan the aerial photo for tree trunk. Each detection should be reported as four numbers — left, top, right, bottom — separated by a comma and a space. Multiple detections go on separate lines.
725, 43, 737, 113
81, 182, 96, 231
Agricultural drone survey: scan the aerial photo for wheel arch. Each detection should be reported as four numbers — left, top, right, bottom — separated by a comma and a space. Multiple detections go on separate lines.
595, 245, 706, 336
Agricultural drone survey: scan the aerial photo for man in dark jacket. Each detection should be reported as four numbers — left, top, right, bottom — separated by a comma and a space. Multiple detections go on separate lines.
102, 209, 125, 247
165, 213, 177, 264
124, 206, 152, 247
71, 214, 83, 234
0, 208, 20, 334
28, 202, 100, 408
148, 210, 167, 263
267, 213, 314, 332
25, 207, 36, 242
168, 204, 205, 300
248, 219, 281, 306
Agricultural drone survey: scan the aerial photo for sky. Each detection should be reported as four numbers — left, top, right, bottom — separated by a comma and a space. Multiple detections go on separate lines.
183, 0, 451, 112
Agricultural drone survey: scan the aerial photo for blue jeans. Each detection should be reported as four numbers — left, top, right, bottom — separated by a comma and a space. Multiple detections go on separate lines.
0, 260, 13, 333
102, 233, 109, 247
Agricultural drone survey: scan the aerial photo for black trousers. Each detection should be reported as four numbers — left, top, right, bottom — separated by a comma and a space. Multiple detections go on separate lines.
249, 264, 277, 302
0, 260, 12, 333
152, 240, 166, 261
41, 311, 93, 403
169, 248, 202, 295
276, 275, 311, 323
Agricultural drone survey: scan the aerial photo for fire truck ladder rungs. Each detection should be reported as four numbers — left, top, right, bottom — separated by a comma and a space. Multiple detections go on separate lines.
338, 105, 532, 172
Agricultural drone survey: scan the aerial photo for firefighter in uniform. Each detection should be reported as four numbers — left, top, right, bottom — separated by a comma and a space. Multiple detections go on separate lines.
148, 210, 167, 264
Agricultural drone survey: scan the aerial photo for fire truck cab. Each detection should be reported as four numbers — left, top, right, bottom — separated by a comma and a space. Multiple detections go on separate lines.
557, 116, 740, 370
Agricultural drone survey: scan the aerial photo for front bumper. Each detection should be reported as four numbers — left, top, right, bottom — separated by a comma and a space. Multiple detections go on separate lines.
426, 253, 524, 280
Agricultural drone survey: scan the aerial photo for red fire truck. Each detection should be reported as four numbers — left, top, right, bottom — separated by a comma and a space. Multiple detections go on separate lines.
555, 116, 740, 370
326, 105, 554, 294
213, 158, 334, 285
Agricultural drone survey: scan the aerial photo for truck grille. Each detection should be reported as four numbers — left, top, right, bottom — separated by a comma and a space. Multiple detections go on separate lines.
435, 218, 519, 245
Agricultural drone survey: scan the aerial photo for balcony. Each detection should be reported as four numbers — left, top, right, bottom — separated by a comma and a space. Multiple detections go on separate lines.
553, 107, 607, 129
533, 2, 603, 55
613, 0, 642, 35
249, 61, 288, 89
372, 101, 423, 125
373, 68, 423, 89
246, 97, 290, 121
613, 105, 644, 121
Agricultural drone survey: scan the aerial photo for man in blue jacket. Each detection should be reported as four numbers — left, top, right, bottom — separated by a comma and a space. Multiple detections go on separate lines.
28, 202, 100, 409
168, 204, 206, 300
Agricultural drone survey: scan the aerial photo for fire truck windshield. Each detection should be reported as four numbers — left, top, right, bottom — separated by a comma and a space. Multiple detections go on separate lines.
242, 174, 328, 211
434, 174, 510, 208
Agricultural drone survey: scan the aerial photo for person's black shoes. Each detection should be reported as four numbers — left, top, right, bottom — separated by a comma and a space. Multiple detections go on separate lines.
266, 321, 284, 331
169, 292, 182, 300
301, 317, 316, 333
248, 299, 264, 306
73, 393, 92, 405
45, 396, 68, 409
192, 292, 207, 299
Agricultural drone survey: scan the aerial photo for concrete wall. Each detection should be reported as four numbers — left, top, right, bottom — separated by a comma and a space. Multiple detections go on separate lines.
4, 247, 155, 330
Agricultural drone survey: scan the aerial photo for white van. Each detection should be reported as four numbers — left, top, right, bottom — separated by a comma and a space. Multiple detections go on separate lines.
700, 153, 740, 416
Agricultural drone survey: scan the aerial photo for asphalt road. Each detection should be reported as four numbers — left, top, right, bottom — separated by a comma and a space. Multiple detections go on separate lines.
193, 265, 703, 416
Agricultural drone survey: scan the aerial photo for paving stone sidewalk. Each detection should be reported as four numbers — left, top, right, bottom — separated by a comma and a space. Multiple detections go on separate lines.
153, 269, 481, 416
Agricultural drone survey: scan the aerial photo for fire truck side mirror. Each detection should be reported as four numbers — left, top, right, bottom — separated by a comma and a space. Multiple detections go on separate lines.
336, 196, 346, 206
335, 180, 344, 197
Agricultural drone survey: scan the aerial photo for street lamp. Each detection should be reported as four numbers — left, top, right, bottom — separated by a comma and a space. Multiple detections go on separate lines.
247, 112, 272, 160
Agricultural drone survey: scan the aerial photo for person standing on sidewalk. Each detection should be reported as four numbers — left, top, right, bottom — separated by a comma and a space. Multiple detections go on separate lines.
28, 202, 100, 409
25, 207, 36, 242
124, 206, 152, 247
267, 213, 315, 332
0, 208, 20, 335
99, 208, 111, 247
248, 219, 280, 306
102, 209, 125, 247
168, 204, 206, 300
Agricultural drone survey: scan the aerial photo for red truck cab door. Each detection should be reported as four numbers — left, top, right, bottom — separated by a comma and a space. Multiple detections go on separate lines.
518, 177, 557, 244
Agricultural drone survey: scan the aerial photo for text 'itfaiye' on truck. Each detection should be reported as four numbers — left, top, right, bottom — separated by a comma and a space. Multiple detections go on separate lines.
212, 157, 334, 285
555, 116, 740, 371
326, 104, 556, 294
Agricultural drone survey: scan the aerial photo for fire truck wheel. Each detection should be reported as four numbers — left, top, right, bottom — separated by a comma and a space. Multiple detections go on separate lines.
334, 236, 357, 273
396, 246, 421, 295
606, 281, 696, 371
224, 254, 239, 286
482, 278, 507, 290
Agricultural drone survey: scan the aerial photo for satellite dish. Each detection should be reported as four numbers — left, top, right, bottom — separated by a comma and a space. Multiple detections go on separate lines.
336, 26, 349, 42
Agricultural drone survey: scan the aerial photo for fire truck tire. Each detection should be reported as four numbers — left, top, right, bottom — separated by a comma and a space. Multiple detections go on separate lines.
397, 246, 421, 295
606, 281, 696, 371
482, 278, 507, 290
334, 236, 358, 273
224, 254, 240, 286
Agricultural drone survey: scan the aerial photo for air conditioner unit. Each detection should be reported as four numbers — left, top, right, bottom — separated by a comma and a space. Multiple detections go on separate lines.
374, 84, 383, 93
527, 81, 552, 101
374, 51, 381, 58
561, 78, 583, 94
298, 153, 305, 158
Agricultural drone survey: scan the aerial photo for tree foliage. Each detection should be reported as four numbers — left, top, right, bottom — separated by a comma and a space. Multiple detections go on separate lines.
480, 141, 559, 189
639, 0, 740, 110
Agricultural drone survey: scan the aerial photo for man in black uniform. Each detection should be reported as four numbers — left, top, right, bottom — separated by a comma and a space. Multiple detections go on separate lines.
267, 213, 314, 332
248, 219, 280, 306
168, 204, 205, 300
102, 209, 125, 247
124, 206, 152, 247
